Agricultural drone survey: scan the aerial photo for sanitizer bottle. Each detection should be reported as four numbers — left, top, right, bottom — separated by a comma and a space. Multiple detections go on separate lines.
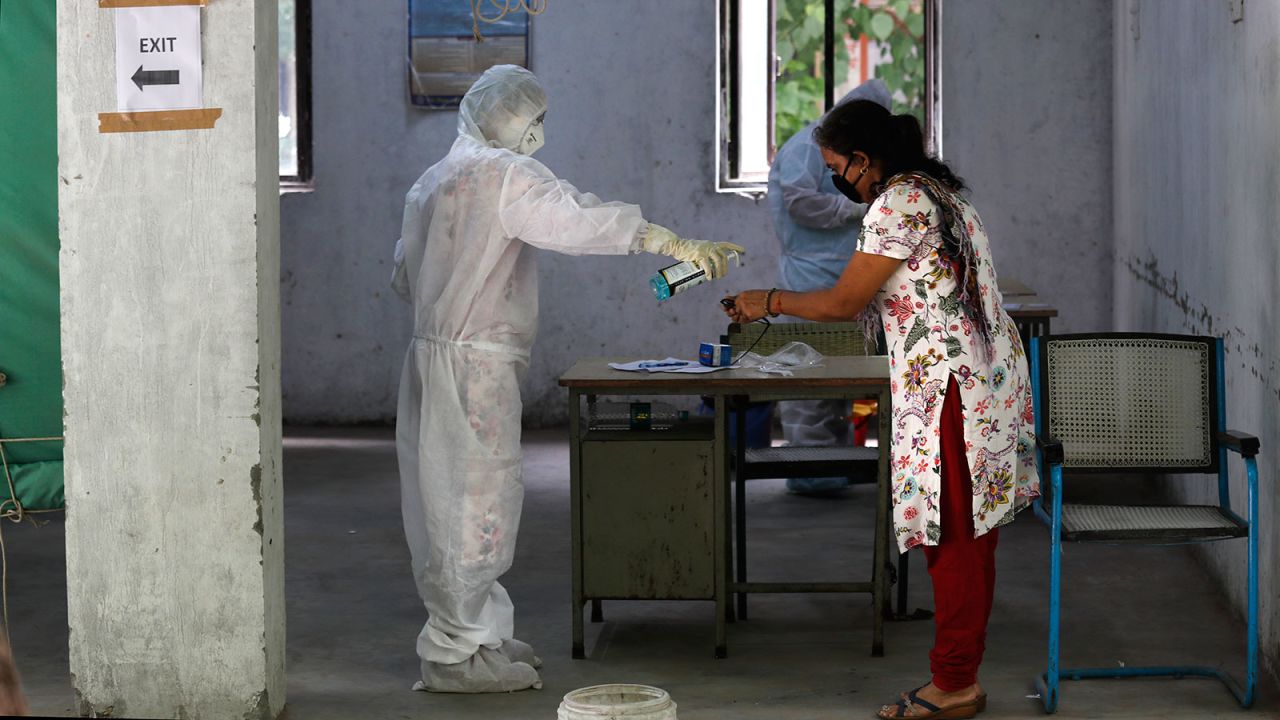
650, 251, 741, 301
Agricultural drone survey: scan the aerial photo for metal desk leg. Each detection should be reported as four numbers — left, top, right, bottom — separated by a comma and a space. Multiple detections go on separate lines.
570, 390, 585, 659
734, 396, 749, 621
715, 395, 729, 658
1018, 322, 1032, 355
871, 387, 889, 657
591, 599, 603, 623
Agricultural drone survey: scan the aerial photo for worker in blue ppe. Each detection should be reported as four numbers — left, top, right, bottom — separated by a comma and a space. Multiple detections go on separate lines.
769, 78, 892, 495
392, 65, 743, 693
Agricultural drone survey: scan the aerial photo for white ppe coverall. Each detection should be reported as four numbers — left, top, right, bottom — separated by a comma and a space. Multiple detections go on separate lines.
391, 65, 734, 693
768, 79, 892, 494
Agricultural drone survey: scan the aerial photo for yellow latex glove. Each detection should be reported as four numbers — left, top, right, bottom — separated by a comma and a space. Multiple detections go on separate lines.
640, 224, 746, 280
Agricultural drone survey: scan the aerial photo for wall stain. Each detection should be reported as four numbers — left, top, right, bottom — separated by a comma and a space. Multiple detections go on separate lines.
1125, 253, 1280, 400
250, 464, 264, 536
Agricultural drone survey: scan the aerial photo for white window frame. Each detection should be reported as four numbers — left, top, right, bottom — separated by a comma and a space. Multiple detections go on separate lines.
715, 0, 776, 195
279, 0, 313, 191
716, 0, 944, 196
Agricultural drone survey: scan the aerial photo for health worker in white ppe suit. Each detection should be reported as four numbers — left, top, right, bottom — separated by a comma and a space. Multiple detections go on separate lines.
391, 64, 744, 693
768, 78, 891, 495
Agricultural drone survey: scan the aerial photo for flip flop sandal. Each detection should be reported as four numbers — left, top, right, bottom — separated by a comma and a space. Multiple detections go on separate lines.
898, 684, 928, 702
878, 697, 914, 719
907, 690, 986, 712
877, 688, 984, 719
894, 688, 988, 711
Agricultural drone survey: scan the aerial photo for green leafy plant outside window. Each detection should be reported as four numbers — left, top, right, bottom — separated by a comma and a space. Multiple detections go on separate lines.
775, 0, 925, 148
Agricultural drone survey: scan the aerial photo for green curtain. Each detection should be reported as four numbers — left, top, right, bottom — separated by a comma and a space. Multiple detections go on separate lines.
0, 0, 65, 511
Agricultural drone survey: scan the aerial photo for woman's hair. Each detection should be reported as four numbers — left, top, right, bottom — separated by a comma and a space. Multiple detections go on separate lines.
813, 100, 965, 192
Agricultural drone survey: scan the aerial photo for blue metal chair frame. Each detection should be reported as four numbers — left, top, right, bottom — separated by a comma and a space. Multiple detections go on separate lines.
1029, 333, 1260, 713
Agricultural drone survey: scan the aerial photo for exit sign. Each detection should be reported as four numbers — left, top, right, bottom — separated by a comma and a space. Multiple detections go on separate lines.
114, 6, 202, 112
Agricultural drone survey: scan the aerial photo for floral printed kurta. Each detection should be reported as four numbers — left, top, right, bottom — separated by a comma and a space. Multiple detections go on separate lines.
859, 179, 1040, 553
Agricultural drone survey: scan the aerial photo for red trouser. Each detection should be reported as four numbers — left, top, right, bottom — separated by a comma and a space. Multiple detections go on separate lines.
921, 375, 999, 692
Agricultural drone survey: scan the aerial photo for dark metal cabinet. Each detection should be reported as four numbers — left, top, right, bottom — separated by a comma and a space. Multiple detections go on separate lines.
581, 427, 716, 600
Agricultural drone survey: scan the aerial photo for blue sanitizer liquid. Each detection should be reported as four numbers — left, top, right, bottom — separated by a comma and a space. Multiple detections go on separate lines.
650, 273, 675, 301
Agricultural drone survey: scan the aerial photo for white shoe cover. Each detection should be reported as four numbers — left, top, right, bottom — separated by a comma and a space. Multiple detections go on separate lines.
498, 638, 543, 669
412, 646, 542, 693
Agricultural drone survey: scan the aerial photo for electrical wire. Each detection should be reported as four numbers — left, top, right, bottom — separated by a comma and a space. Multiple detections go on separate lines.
732, 317, 772, 365
471, 0, 548, 41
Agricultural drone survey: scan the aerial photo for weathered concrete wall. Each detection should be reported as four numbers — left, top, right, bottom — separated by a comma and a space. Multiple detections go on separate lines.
941, 0, 1114, 335
279, 0, 781, 426
281, 0, 1116, 426
1113, 0, 1280, 677
58, 0, 286, 716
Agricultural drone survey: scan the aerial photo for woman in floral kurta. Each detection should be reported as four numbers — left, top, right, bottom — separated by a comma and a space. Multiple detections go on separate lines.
725, 100, 1038, 720
866, 178, 1039, 551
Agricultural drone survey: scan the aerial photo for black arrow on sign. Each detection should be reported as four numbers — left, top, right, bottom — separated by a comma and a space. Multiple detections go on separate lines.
132, 65, 180, 91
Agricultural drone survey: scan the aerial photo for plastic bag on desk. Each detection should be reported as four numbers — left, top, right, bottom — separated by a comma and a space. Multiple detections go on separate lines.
737, 341, 825, 376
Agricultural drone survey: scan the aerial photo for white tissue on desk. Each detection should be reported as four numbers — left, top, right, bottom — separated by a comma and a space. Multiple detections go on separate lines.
608, 358, 739, 374
737, 341, 825, 376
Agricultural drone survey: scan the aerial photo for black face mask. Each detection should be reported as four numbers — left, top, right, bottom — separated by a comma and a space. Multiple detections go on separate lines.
831, 156, 862, 201
831, 172, 859, 201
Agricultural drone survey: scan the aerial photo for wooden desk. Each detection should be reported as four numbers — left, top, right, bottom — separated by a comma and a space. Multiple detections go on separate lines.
1003, 297, 1058, 349
559, 356, 892, 659
998, 276, 1037, 297
999, 277, 1059, 348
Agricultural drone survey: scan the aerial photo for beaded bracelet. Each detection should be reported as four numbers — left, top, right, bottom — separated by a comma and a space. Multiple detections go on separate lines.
765, 288, 780, 318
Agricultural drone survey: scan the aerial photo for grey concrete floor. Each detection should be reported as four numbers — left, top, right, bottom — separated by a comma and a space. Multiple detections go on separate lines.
8, 426, 1278, 719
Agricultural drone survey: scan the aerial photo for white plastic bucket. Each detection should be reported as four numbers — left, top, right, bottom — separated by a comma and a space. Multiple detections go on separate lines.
557, 684, 678, 720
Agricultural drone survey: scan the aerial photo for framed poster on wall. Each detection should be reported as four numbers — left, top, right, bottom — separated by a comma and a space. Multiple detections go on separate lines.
408, 0, 530, 108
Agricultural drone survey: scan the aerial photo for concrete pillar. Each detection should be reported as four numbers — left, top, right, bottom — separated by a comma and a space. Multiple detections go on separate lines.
57, 1, 284, 717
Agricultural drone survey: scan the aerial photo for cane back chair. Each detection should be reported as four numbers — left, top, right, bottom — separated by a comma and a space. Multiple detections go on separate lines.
1030, 333, 1260, 712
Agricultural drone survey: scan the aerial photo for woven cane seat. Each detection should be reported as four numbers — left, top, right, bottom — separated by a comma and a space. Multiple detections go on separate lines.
1060, 503, 1246, 542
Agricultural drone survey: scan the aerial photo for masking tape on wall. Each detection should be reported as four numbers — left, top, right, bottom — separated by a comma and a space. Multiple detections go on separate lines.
99, 0, 207, 7
98, 108, 222, 133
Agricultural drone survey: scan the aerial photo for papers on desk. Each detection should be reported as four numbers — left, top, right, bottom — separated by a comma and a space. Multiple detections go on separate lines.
608, 358, 740, 374
1002, 302, 1052, 311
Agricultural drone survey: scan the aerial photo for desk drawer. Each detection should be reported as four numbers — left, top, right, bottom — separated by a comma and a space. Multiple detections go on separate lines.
581, 438, 715, 599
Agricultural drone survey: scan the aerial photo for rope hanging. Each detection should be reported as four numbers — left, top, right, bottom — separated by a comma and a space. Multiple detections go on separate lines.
470, 0, 547, 41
